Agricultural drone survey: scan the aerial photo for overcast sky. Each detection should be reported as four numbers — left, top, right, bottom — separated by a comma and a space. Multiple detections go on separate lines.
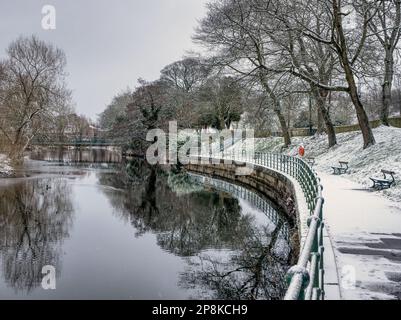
0, 0, 208, 120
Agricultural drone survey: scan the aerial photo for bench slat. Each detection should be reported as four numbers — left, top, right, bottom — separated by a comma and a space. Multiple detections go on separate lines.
371, 179, 391, 184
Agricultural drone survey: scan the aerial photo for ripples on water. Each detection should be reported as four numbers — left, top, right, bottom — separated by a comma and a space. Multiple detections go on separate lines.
0, 148, 295, 299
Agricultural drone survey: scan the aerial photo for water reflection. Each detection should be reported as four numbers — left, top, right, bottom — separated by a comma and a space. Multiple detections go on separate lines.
0, 154, 294, 299
99, 168, 246, 254
0, 179, 74, 293
98, 160, 294, 299
180, 222, 289, 300
182, 175, 293, 299
30, 147, 122, 164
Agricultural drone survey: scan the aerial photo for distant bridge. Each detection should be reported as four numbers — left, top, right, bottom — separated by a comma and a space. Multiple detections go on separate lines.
29, 139, 146, 157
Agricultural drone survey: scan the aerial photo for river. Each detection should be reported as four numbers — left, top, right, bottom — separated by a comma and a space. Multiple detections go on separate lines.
0, 148, 294, 300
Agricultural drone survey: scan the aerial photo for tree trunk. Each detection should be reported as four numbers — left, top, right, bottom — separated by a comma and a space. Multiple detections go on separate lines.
286, 104, 291, 129
219, 117, 225, 131
340, 62, 375, 149
319, 102, 337, 148
275, 107, 291, 147
258, 72, 291, 147
382, 51, 394, 126
396, 76, 401, 116
313, 88, 337, 147
9, 133, 25, 163
317, 108, 324, 134
382, 81, 391, 126
398, 84, 401, 116
333, 0, 376, 149
9, 145, 24, 164
349, 86, 376, 148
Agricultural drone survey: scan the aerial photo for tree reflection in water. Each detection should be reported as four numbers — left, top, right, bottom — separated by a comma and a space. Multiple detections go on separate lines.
99, 161, 247, 254
98, 159, 294, 300
30, 147, 122, 164
0, 179, 74, 293
180, 221, 289, 300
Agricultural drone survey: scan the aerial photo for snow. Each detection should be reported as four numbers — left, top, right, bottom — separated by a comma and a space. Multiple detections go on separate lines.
320, 172, 401, 300
238, 126, 401, 203
2, 127, 400, 299
0, 153, 14, 177
227, 126, 401, 299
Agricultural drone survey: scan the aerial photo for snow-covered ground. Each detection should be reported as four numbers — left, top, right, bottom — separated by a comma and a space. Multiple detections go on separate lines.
0, 153, 14, 177
238, 126, 401, 203
226, 126, 401, 299
320, 172, 401, 300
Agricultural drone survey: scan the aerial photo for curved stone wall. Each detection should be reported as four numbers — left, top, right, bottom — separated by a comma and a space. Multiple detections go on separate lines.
185, 160, 304, 243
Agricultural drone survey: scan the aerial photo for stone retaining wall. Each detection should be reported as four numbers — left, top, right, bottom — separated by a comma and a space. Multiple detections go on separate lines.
185, 160, 303, 231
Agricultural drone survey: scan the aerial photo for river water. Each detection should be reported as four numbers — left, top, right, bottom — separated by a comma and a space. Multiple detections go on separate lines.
0, 148, 294, 300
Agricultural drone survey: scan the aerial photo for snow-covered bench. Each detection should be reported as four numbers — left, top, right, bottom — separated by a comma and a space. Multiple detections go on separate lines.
332, 161, 349, 175
305, 157, 315, 166
370, 170, 396, 190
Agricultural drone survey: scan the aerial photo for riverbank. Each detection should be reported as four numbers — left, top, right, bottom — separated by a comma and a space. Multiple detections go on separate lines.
0, 154, 14, 177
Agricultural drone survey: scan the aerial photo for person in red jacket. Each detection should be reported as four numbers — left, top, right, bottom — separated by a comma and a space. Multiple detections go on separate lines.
298, 144, 305, 157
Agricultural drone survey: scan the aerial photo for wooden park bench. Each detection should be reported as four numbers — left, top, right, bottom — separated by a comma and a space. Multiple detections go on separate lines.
332, 161, 349, 175
370, 170, 396, 190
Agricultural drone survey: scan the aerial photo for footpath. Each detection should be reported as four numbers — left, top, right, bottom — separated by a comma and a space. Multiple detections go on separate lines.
319, 172, 401, 300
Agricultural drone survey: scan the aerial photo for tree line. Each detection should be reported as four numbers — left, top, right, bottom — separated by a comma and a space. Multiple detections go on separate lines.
100, 0, 401, 152
2, 1, 401, 162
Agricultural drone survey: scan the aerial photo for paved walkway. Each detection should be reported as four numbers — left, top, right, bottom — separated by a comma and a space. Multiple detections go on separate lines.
319, 172, 401, 300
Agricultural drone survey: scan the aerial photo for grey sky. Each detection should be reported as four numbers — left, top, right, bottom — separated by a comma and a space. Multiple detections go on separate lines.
0, 0, 208, 120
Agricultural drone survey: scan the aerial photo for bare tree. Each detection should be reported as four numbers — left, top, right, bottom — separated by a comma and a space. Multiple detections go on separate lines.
257, 0, 339, 146
249, 0, 379, 148
330, 0, 377, 147
0, 36, 70, 161
160, 58, 211, 129
297, 0, 378, 147
160, 57, 210, 93
368, 0, 401, 125
197, 76, 244, 130
194, 0, 292, 146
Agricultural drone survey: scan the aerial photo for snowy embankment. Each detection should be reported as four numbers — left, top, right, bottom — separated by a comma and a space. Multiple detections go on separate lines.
228, 126, 401, 299
0, 153, 14, 178
234, 126, 401, 203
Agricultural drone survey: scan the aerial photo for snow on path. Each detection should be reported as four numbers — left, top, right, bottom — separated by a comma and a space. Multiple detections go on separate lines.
227, 126, 401, 299
319, 171, 401, 300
